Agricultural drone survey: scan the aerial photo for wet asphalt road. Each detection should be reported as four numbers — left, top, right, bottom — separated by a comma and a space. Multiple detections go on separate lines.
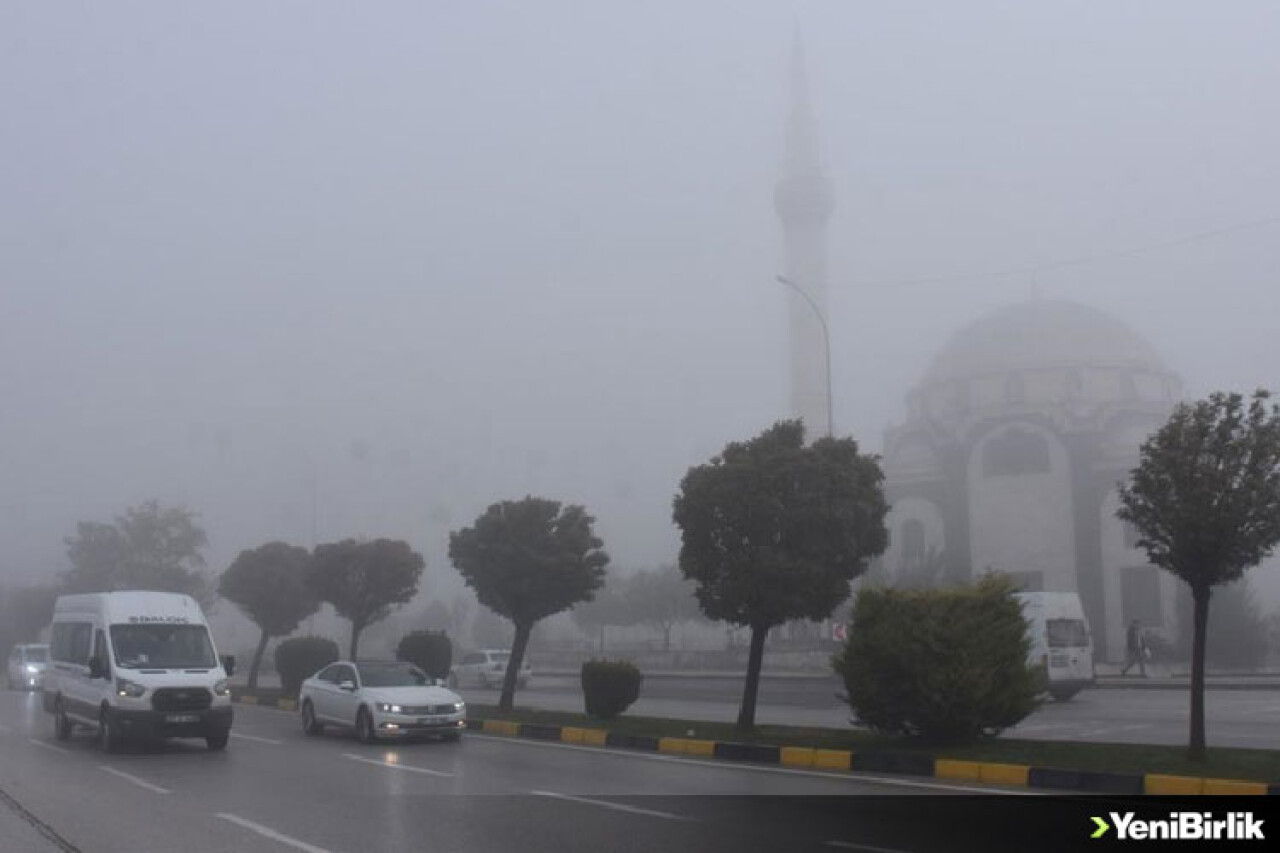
0, 688, 1030, 853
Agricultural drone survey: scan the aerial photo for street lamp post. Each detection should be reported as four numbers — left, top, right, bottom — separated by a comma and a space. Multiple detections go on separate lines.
776, 274, 833, 438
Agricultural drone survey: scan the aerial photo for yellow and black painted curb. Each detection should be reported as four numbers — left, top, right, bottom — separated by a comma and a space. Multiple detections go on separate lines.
229, 694, 1273, 796
468, 717, 1277, 797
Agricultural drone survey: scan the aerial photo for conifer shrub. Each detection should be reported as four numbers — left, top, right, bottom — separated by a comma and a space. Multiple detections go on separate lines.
396, 630, 453, 680
581, 659, 642, 720
274, 636, 340, 698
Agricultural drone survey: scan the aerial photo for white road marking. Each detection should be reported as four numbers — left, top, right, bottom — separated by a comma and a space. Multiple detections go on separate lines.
231, 731, 283, 745
27, 738, 68, 754
530, 790, 695, 821
466, 734, 1039, 795
825, 841, 913, 853
342, 753, 454, 777
97, 765, 170, 794
217, 813, 337, 853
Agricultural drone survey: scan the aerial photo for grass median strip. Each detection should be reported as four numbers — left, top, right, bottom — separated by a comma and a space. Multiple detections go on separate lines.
462, 703, 1280, 788
230, 690, 1279, 790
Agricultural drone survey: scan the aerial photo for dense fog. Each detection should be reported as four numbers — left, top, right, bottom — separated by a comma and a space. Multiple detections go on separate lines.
3, 1, 1279, 616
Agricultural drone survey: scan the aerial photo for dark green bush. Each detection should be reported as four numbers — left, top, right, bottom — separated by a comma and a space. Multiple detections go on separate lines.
274, 636, 340, 698
395, 630, 452, 680
581, 659, 642, 720
832, 575, 1040, 744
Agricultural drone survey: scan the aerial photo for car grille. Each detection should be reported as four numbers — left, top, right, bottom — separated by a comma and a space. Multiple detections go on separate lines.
399, 704, 456, 715
152, 687, 212, 712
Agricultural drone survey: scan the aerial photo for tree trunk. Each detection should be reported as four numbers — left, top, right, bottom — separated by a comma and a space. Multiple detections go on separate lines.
349, 620, 364, 661
737, 624, 769, 731
248, 628, 270, 690
501, 621, 532, 713
1188, 584, 1211, 761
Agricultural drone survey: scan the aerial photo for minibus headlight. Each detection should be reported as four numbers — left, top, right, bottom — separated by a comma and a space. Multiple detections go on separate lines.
115, 677, 146, 698
375, 703, 403, 713
213, 679, 230, 697
25, 664, 39, 673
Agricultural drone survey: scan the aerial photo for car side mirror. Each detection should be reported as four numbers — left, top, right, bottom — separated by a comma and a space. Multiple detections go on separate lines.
221, 655, 236, 677
339, 680, 357, 692
88, 657, 108, 680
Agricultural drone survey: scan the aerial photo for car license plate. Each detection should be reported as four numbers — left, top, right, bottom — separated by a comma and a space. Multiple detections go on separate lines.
166, 714, 200, 724
418, 716, 446, 725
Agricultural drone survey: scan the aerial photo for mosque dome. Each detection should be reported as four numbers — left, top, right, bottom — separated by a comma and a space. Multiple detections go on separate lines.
905, 299, 1181, 428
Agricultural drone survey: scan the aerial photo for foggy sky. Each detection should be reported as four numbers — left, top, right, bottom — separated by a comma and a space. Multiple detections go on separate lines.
3, 1, 1279, 606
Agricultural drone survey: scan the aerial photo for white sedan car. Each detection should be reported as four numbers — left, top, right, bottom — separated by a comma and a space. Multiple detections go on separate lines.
449, 649, 531, 689
299, 660, 466, 743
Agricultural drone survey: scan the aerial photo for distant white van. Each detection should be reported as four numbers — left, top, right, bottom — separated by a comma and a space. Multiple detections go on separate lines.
1014, 592, 1095, 701
42, 591, 235, 751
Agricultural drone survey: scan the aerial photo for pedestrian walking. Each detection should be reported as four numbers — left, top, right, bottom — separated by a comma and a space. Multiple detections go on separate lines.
1120, 619, 1148, 677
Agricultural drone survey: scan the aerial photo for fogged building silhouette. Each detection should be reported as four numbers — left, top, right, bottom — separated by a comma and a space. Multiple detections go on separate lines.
878, 299, 1182, 662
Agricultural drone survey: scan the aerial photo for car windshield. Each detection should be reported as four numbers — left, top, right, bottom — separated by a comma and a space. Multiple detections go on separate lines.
110, 624, 218, 669
1047, 619, 1090, 649
24, 647, 49, 662
357, 663, 430, 687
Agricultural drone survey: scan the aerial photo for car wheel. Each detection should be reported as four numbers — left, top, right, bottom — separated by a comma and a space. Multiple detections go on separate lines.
99, 708, 122, 754
355, 707, 375, 744
206, 731, 229, 751
301, 700, 324, 736
54, 698, 73, 741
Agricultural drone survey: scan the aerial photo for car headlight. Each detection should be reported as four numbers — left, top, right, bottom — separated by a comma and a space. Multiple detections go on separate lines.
375, 703, 403, 713
25, 664, 39, 673
115, 677, 146, 698
453, 702, 465, 713
214, 679, 230, 697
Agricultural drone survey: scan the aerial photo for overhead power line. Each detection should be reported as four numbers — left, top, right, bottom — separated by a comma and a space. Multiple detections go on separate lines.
853, 214, 1280, 288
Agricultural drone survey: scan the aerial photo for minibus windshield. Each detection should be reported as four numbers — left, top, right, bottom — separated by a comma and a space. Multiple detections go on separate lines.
110, 624, 218, 669
1046, 618, 1090, 649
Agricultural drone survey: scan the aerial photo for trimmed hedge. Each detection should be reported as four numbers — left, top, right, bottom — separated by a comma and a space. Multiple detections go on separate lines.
396, 630, 452, 680
274, 636, 340, 698
833, 574, 1040, 744
581, 659, 642, 720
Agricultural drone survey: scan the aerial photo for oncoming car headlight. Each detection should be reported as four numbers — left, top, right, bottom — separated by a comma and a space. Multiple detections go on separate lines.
25, 664, 39, 673
115, 677, 146, 698
214, 679, 230, 697
453, 702, 465, 713
375, 703, 403, 713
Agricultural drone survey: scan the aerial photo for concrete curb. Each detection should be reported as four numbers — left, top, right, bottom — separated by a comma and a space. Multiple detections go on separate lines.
468, 716, 1278, 797
228, 693, 1276, 796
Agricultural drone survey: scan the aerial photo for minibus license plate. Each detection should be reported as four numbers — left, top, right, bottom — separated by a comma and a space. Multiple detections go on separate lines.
419, 716, 446, 725
166, 714, 200, 724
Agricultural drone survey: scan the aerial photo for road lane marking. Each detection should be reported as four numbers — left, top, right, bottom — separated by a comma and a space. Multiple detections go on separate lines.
97, 766, 170, 794
467, 734, 1039, 795
826, 841, 913, 853
342, 753, 454, 777
218, 813, 337, 853
530, 790, 695, 821
27, 738, 69, 754
231, 731, 283, 745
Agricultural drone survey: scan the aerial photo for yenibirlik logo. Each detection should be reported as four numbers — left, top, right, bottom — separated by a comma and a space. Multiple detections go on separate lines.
1091, 812, 1265, 841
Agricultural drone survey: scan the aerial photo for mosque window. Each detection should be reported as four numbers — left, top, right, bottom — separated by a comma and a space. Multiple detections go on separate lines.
981, 427, 1051, 477
1121, 566, 1162, 626
900, 519, 926, 568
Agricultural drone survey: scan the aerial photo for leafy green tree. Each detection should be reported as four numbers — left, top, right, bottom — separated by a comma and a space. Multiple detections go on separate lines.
673, 420, 889, 730
218, 542, 319, 688
307, 539, 425, 659
834, 575, 1039, 743
449, 496, 609, 711
62, 500, 211, 605
1118, 390, 1280, 760
0, 582, 58, 659
623, 565, 701, 651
